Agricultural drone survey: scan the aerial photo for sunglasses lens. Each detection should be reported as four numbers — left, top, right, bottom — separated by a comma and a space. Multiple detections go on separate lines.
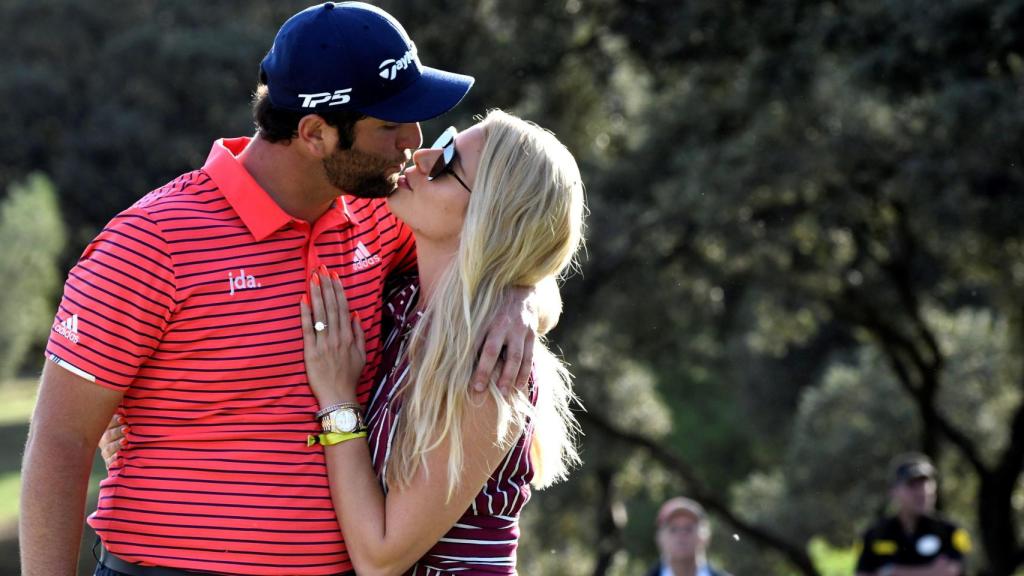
428, 127, 457, 180
430, 127, 455, 150
429, 154, 448, 179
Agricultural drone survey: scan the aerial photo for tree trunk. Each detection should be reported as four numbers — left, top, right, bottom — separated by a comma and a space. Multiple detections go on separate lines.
591, 466, 624, 576
976, 395, 1024, 576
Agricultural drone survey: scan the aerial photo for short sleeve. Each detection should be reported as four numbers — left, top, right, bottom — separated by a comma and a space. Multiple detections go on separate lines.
45, 208, 175, 390
946, 526, 971, 559
855, 530, 880, 573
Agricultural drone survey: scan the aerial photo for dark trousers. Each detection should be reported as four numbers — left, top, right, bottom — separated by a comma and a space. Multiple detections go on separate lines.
94, 565, 135, 576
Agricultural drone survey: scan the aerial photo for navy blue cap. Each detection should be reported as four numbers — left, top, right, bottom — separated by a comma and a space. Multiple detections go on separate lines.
890, 453, 936, 485
260, 2, 474, 123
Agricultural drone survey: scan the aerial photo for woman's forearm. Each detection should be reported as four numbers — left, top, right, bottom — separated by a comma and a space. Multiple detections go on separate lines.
324, 442, 503, 576
323, 438, 427, 576
322, 395, 511, 576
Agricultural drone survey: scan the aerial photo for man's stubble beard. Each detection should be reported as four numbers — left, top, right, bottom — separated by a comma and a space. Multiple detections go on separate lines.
323, 144, 406, 199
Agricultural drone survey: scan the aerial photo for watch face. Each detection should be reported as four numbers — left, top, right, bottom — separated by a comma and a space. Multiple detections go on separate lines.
333, 410, 358, 433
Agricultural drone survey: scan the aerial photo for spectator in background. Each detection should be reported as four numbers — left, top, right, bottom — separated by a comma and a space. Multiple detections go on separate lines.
855, 453, 971, 576
647, 496, 733, 576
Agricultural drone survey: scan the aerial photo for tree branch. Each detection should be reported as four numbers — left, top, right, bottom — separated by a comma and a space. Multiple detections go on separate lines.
887, 201, 944, 371
861, 312, 989, 475
579, 410, 821, 576
832, 294, 989, 475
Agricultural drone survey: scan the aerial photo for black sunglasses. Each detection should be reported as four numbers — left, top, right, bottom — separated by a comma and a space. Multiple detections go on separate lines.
427, 126, 472, 193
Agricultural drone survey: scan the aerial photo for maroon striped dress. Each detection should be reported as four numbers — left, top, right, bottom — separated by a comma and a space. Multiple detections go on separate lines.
365, 281, 536, 574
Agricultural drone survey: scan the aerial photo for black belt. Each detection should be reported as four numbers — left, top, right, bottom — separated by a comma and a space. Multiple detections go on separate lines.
97, 542, 356, 576
98, 543, 216, 576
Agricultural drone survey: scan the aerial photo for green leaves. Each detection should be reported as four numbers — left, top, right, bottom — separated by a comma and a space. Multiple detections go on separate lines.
0, 174, 66, 380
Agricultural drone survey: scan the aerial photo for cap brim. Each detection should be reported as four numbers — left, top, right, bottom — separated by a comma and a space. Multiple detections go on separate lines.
657, 500, 706, 526
894, 464, 935, 484
356, 67, 474, 123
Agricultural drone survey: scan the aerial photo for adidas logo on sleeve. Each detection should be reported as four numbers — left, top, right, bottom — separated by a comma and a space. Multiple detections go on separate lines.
53, 314, 80, 344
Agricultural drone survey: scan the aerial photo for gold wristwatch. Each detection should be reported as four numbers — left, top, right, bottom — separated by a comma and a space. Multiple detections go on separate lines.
319, 406, 366, 434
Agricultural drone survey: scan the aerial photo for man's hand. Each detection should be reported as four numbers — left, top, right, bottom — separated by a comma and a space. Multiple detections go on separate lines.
472, 286, 535, 394
472, 278, 562, 394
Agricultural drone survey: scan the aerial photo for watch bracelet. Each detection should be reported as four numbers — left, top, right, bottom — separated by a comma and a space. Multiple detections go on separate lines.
315, 401, 361, 420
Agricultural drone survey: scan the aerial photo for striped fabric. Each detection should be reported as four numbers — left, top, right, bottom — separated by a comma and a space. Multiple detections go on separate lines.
44, 137, 416, 575
366, 282, 536, 575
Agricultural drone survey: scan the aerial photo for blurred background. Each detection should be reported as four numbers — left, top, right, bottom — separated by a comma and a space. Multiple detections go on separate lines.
1, 0, 1023, 574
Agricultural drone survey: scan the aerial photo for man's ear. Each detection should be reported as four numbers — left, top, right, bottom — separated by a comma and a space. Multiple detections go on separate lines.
296, 114, 337, 159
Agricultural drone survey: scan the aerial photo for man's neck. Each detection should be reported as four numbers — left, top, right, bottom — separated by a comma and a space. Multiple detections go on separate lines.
897, 510, 920, 535
238, 136, 336, 223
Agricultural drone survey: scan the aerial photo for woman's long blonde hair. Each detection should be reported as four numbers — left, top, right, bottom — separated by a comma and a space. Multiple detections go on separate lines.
387, 110, 586, 498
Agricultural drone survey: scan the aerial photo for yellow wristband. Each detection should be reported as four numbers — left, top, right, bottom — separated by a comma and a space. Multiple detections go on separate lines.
307, 431, 368, 447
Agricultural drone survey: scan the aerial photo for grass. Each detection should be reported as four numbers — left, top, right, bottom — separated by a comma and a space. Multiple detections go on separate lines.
0, 473, 20, 521
0, 376, 105, 575
0, 378, 39, 426
808, 536, 858, 576
0, 378, 38, 528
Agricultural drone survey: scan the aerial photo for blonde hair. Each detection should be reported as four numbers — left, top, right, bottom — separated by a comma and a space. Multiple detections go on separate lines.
387, 110, 586, 498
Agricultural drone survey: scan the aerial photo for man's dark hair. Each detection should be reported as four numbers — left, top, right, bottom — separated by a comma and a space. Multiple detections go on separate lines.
252, 83, 365, 149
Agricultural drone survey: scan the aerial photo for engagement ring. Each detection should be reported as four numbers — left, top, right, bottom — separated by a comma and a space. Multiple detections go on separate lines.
314, 321, 327, 332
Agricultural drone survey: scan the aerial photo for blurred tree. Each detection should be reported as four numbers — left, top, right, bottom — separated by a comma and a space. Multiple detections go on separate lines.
0, 0, 312, 248
0, 173, 66, 379
4, 0, 1024, 574
516, 0, 1024, 573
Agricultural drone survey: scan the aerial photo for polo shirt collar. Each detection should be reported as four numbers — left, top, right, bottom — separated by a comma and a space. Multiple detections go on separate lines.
203, 137, 357, 241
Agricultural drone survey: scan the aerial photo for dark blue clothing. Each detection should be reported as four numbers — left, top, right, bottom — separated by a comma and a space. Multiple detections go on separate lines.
855, 514, 969, 574
644, 564, 732, 576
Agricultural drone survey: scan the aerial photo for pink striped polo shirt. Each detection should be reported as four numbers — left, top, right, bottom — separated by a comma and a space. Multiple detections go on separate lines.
366, 281, 536, 574
45, 137, 416, 575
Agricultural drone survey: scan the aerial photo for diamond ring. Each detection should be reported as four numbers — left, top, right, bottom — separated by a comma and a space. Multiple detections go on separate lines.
314, 321, 327, 332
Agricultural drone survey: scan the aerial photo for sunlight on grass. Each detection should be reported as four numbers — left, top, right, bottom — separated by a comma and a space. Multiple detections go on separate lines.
0, 377, 106, 527
809, 536, 857, 576
0, 472, 20, 520
0, 378, 39, 425
0, 468, 107, 526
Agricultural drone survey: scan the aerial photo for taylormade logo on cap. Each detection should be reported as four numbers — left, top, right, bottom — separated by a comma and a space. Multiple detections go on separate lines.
378, 48, 417, 81
259, 2, 474, 123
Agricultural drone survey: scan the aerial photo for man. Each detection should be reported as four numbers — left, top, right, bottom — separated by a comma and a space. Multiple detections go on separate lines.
855, 453, 971, 576
647, 496, 732, 576
20, 3, 540, 574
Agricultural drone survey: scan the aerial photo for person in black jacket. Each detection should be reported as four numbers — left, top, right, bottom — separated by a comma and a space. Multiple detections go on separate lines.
855, 453, 971, 576
646, 497, 732, 576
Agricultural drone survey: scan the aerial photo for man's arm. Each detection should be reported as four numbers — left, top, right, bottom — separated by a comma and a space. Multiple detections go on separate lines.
20, 360, 123, 575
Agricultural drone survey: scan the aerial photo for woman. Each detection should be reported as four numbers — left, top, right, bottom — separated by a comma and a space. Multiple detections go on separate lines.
104, 109, 586, 575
